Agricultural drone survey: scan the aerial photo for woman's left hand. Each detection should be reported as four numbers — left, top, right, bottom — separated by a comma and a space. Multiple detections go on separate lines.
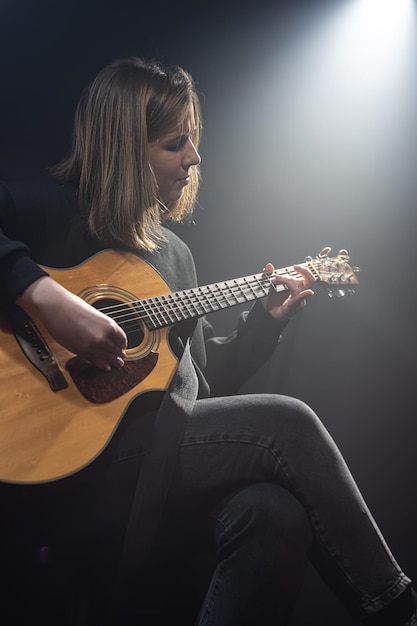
262, 263, 315, 321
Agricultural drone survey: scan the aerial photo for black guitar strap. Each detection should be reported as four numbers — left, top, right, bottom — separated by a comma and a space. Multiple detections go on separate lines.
108, 339, 198, 623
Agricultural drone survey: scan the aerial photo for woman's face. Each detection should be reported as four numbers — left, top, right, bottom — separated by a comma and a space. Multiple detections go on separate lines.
148, 107, 201, 206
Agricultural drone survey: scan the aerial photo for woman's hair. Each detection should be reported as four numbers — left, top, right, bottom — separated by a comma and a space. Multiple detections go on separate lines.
51, 57, 202, 251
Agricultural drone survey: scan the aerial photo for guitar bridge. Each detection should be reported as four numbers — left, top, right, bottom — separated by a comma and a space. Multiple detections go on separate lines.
13, 307, 68, 392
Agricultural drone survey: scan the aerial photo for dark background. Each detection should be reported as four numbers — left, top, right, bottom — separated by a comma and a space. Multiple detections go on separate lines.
1, 0, 416, 623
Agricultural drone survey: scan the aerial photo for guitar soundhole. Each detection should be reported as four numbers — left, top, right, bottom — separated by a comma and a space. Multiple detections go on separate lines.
93, 298, 145, 349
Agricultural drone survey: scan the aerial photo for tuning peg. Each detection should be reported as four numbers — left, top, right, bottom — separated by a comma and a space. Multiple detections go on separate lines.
327, 288, 348, 298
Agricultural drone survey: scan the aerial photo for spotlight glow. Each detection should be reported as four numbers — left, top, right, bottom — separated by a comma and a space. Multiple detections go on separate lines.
227, 0, 417, 230
333, 0, 416, 75
356, 0, 415, 23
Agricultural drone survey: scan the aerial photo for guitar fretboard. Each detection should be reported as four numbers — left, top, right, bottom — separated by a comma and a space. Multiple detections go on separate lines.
96, 247, 358, 334
132, 267, 299, 330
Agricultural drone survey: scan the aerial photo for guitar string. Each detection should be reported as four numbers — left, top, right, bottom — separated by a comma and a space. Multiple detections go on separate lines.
88, 255, 352, 333
95, 267, 305, 331
99, 269, 293, 310
96, 271, 306, 323
106, 278, 277, 328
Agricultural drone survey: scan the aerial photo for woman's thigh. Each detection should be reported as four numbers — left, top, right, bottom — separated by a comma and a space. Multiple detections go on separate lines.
166, 392, 328, 511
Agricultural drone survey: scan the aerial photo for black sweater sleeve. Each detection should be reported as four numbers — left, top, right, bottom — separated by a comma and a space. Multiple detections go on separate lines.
200, 300, 287, 397
0, 184, 48, 311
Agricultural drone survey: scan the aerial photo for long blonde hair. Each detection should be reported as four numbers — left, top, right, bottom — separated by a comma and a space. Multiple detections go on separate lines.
52, 57, 202, 251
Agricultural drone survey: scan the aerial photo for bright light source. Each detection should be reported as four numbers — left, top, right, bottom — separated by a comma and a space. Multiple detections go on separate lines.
231, 0, 417, 227
357, 0, 415, 22
328, 0, 416, 78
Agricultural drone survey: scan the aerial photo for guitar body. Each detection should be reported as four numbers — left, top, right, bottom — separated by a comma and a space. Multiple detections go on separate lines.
0, 250, 178, 485
0, 245, 358, 485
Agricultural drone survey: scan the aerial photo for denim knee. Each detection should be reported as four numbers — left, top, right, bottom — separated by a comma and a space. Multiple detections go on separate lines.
211, 482, 312, 564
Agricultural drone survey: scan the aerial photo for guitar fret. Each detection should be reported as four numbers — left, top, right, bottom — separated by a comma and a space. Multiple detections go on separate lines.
162, 294, 183, 322
192, 288, 212, 315
141, 297, 176, 328
205, 284, 223, 312
221, 281, 240, 306
153, 296, 178, 325
138, 301, 157, 327
212, 284, 234, 307
244, 276, 263, 300
168, 289, 203, 319
182, 289, 203, 317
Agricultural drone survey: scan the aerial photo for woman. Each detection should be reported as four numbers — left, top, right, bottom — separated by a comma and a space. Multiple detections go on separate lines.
0, 57, 415, 625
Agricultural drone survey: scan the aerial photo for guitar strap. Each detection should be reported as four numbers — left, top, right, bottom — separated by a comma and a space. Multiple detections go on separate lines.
109, 339, 198, 622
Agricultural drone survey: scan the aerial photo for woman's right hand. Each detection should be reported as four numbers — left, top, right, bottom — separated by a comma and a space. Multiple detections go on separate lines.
16, 276, 128, 371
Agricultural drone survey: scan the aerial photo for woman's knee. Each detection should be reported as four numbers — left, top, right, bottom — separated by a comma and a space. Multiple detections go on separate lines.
212, 482, 312, 558
260, 393, 332, 450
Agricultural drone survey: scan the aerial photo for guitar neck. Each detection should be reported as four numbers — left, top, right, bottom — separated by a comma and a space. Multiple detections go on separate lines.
98, 247, 358, 334
136, 265, 303, 331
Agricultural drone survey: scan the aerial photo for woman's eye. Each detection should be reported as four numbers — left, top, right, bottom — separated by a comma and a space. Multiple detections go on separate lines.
165, 137, 187, 152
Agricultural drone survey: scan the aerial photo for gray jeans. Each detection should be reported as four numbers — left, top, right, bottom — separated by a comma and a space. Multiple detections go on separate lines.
158, 393, 410, 623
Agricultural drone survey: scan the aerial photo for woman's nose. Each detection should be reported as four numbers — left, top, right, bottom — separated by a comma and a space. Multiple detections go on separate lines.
184, 138, 201, 167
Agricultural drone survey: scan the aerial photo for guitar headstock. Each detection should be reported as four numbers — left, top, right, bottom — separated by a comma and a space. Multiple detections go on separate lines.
305, 247, 360, 297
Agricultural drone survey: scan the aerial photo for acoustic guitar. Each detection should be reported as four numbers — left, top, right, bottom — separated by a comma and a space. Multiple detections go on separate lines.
0, 246, 359, 484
